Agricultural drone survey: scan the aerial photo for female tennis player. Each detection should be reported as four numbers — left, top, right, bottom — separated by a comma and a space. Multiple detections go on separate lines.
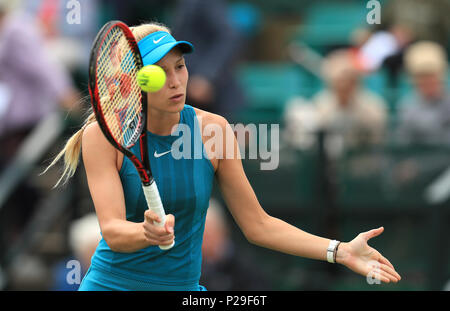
49, 22, 401, 291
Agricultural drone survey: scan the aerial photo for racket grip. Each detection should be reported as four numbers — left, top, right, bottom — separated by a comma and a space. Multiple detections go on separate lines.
142, 182, 174, 250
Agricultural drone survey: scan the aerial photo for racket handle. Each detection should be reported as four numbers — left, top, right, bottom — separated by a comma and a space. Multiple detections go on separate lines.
142, 182, 174, 250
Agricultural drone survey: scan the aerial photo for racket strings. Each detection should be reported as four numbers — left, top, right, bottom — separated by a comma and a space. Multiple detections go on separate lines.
99, 31, 140, 142
98, 45, 138, 143
96, 27, 143, 147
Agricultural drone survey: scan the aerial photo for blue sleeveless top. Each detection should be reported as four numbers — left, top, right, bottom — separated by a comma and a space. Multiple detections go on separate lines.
90, 105, 215, 286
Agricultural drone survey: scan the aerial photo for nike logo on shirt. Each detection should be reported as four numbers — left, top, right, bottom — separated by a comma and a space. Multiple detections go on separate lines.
154, 150, 171, 158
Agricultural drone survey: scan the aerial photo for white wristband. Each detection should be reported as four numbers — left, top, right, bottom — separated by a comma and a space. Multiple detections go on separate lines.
327, 240, 340, 264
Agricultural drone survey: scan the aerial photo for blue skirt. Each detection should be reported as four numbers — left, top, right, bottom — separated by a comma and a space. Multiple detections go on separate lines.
78, 266, 207, 291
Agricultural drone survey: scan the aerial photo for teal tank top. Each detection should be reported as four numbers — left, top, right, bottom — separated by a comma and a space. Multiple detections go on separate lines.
90, 105, 215, 285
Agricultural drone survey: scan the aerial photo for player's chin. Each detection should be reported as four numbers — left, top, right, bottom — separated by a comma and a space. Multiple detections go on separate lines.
166, 98, 186, 112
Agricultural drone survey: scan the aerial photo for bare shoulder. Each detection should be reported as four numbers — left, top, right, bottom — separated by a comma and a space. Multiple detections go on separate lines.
82, 121, 106, 146
81, 121, 117, 162
193, 107, 229, 129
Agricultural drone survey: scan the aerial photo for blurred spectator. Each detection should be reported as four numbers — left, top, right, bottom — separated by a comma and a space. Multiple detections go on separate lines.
316, 49, 388, 148
23, 0, 100, 74
200, 199, 270, 291
356, 0, 450, 86
382, 0, 450, 48
285, 49, 387, 152
171, 0, 245, 121
355, 25, 413, 74
396, 41, 450, 145
52, 213, 101, 291
0, 1, 79, 257
0, 2, 79, 163
354, 0, 450, 85
283, 98, 321, 150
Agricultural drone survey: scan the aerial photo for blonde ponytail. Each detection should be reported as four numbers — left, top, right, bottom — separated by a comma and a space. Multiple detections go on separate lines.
46, 21, 172, 187
43, 109, 96, 187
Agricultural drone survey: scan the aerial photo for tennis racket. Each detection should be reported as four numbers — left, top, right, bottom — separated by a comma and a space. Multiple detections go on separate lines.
88, 20, 174, 250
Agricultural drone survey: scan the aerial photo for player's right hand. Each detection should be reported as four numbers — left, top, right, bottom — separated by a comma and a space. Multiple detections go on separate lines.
143, 210, 175, 247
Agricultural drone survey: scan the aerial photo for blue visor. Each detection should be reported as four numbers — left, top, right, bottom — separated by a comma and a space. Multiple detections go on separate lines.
138, 31, 194, 66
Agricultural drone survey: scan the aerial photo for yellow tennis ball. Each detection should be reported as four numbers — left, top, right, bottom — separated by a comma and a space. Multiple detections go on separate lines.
137, 65, 166, 92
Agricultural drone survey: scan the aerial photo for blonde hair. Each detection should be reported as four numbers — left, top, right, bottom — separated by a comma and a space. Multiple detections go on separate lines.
45, 22, 171, 187
404, 41, 448, 77
321, 49, 360, 84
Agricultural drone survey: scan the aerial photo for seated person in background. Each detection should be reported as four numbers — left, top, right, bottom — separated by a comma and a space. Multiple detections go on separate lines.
312, 49, 388, 149
355, 0, 450, 85
396, 41, 450, 145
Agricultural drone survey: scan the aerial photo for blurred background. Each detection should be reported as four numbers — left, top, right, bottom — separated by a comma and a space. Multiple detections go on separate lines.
0, 0, 449, 291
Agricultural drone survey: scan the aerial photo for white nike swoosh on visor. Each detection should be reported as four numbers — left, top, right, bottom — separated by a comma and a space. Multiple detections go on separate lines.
154, 150, 171, 158
153, 35, 167, 44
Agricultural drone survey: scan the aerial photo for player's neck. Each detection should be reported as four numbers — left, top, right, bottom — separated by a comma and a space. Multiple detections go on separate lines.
147, 108, 181, 136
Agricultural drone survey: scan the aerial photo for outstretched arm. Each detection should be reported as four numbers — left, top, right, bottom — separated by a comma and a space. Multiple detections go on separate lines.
214, 116, 401, 283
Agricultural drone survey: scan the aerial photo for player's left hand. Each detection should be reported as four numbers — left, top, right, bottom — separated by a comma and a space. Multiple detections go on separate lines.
336, 227, 402, 283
